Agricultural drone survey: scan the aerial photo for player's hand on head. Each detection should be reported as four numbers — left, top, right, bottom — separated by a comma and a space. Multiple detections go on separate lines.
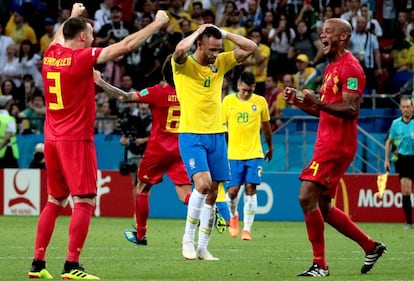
71, 3, 85, 17
154, 10, 169, 26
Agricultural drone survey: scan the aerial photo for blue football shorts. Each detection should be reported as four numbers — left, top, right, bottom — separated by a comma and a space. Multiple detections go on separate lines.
227, 158, 263, 187
178, 133, 230, 182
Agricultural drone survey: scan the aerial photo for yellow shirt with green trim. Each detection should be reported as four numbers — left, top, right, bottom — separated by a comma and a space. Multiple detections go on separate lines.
222, 92, 270, 160
172, 52, 237, 133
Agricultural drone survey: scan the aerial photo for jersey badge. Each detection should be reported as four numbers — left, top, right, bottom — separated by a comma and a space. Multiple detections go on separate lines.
347, 78, 358, 90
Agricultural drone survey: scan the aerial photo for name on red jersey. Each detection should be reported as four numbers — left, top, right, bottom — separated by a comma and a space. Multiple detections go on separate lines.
43, 57, 72, 67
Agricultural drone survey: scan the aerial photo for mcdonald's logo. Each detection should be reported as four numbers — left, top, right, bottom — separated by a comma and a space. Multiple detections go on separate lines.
332, 177, 349, 215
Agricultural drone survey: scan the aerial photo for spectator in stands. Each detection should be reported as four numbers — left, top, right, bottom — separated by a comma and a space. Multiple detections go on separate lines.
134, 0, 157, 29
39, 17, 55, 55
222, 9, 247, 89
95, 101, 117, 135
288, 20, 324, 67
384, 96, 414, 230
294, 1, 317, 33
340, 0, 362, 30
187, 1, 204, 25
5, 8, 37, 46
382, 0, 396, 38
360, 4, 383, 38
316, 5, 334, 35
274, 73, 295, 128
100, 36, 125, 88
18, 40, 41, 80
93, 0, 114, 34
396, 10, 410, 38
201, 9, 216, 24
222, 9, 247, 52
17, 74, 40, 109
1, 79, 19, 99
264, 75, 279, 130
95, 5, 132, 47
217, 0, 238, 27
242, 29, 269, 96
17, 91, 45, 134
29, 142, 45, 169
349, 16, 383, 96
244, 0, 263, 33
53, 7, 71, 33
0, 43, 22, 88
267, 12, 295, 76
0, 95, 19, 168
388, 33, 413, 94
166, 0, 192, 34
408, 9, 414, 35
0, 23, 14, 68
260, 9, 275, 44
294, 53, 317, 92
108, 73, 136, 116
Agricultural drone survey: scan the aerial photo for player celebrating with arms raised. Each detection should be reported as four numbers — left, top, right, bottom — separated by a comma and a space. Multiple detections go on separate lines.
283, 18, 386, 277
28, 3, 168, 280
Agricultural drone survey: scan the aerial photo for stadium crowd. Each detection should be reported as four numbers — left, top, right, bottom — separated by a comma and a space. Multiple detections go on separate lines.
0, 0, 413, 136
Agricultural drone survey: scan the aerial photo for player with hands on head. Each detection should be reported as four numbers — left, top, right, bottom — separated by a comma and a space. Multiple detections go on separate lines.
93, 55, 193, 245
172, 23, 257, 260
28, 3, 169, 280
283, 18, 386, 277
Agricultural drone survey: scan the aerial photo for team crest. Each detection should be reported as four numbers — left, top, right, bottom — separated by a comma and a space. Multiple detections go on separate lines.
251, 105, 257, 111
189, 158, 196, 169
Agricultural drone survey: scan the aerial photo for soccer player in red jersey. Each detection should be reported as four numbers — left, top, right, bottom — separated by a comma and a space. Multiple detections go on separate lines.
283, 18, 387, 277
28, 3, 169, 280
93, 55, 192, 246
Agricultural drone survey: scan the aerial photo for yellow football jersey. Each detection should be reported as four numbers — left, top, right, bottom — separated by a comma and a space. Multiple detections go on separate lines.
222, 93, 270, 159
172, 52, 237, 133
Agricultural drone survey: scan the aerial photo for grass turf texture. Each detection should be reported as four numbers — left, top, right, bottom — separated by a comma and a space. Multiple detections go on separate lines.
0, 216, 413, 281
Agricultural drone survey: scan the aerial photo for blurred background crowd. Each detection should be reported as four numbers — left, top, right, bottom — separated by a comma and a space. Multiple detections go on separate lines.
0, 0, 413, 136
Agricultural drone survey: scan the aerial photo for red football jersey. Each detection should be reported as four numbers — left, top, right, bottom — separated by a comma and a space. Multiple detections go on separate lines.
42, 44, 103, 141
315, 52, 365, 158
136, 83, 181, 156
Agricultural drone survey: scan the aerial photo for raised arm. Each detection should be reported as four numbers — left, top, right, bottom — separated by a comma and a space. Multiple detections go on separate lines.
97, 10, 169, 64
225, 31, 257, 63
173, 24, 212, 64
50, 3, 85, 46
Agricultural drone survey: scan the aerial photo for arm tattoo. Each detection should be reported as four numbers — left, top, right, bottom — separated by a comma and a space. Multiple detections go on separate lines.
98, 78, 132, 101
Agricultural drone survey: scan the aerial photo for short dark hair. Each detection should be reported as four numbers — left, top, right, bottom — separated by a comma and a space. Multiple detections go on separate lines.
63, 17, 89, 40
239, 71, 256, 86
197, 26, 222, 42
162, 54, 174, 87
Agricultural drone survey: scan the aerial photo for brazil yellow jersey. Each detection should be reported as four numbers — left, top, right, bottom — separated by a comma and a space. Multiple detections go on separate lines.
222, 93, 270, 160
172, 52, 237, 133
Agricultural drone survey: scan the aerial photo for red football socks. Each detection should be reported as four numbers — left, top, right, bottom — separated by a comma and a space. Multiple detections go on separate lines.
305, 209, 327, 269
136, 193, 149, 240
326, 206, 375, 253
34, 202, 62, 261
67, 202, 94, 262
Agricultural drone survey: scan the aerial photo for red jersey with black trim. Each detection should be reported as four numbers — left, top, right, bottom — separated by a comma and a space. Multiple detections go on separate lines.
315, 52, 365, 158
136, 83, 181, 156
42, 44, 103, 141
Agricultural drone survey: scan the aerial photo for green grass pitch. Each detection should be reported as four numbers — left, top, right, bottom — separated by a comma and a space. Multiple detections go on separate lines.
0, 216, 413, 280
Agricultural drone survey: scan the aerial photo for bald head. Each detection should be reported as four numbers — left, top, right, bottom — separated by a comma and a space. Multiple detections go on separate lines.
325, 18, 352, 34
